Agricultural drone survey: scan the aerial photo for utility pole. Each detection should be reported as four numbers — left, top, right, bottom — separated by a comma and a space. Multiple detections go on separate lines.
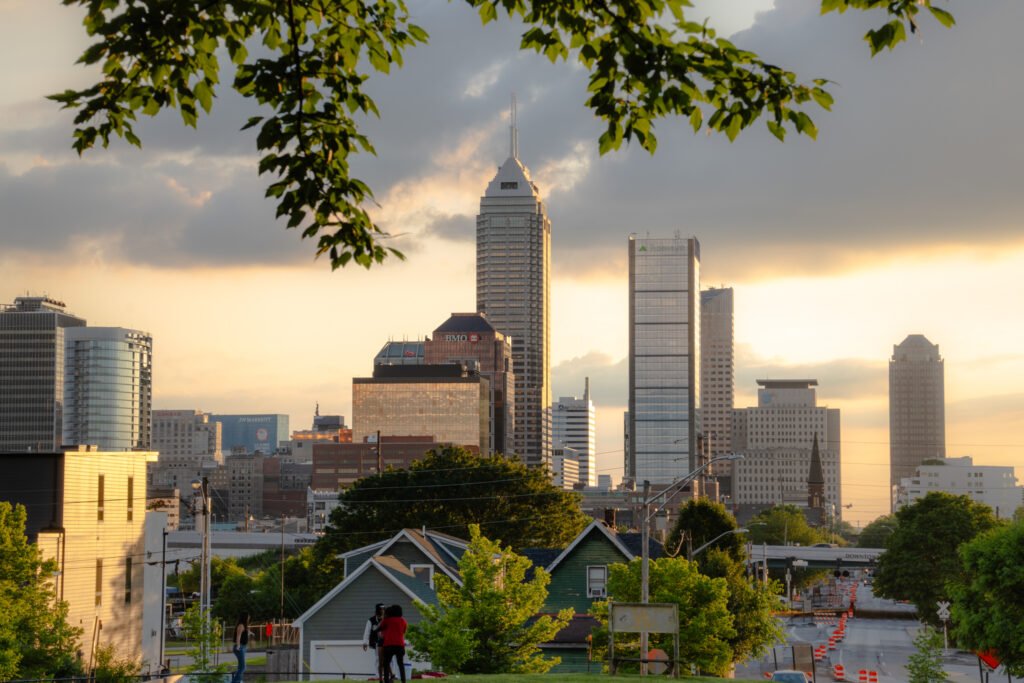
376, 429, 383, 473
640, 480, 650, 676
280, 516, 285, 626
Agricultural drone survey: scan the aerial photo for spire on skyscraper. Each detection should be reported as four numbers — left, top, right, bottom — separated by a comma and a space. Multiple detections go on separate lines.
510, 93, 518, 160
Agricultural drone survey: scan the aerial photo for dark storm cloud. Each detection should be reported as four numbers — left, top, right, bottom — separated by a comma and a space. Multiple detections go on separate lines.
3, 1, 1022, 270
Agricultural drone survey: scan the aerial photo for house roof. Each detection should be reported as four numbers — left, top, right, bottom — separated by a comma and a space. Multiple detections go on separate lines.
375, 555, 439, 605
293, 556, 430, 627
617, 531, 665, 560
433, 313, 498, 335
544, 520, 635, 573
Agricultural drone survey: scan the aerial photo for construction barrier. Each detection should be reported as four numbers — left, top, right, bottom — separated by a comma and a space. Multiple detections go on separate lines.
833, 663, 845, 681
868, 671, 878, 683
858, 669, 868, 682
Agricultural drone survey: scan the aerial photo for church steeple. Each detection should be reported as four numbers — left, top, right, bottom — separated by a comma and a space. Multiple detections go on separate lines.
808, 432, 825, 510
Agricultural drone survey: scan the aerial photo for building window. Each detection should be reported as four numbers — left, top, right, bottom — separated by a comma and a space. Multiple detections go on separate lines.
587, 565, 608, 598
95, 559, 103, 606
127, 476, 134, 522
97, 475, 105, 522
411, 564, 435, 588
125, 557, 133, 604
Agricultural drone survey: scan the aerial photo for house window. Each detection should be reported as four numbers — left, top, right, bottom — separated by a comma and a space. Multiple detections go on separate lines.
587, 565, 608, 598
125, 557, 133, 604
95, 559, 103, 606
127, 476, 134, 522
411, 564, 435, 588
97, 475, 105, 522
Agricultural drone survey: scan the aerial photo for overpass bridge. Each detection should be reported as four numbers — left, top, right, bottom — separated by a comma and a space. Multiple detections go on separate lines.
748, 544, 884, 569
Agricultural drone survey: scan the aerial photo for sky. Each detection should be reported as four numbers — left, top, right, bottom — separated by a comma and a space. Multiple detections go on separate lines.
2, 0, 1023, 525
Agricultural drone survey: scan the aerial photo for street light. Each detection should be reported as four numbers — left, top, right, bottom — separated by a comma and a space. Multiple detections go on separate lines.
638, 453, 744, 675
688, 527, 749, 560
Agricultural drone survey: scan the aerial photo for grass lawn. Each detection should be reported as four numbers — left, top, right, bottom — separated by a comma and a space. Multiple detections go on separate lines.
408, 676, 765, 682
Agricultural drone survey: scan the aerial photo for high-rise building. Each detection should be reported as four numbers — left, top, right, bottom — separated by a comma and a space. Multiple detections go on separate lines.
889, 334, 945, 505
63, 327, 153, 451
732, 379, 841, 521
424, 312, 515, 456
209, 414, 290, 454
0, 297, 86, 451
476, 107, 551, 469
352, 364, 490, 453
552, 446, 581, 490
700, 287, 734, 498
627, 235, 701, 486
552, 378, 597, 487
152, 409, 222, 463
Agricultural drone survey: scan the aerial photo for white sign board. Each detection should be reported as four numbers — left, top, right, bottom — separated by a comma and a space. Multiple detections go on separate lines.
937, 600, 951, 620
609, 603, 678, 634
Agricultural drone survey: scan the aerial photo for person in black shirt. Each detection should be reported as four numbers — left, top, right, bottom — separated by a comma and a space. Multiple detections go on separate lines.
231, 613, 250, 683
362, 603, 385, 680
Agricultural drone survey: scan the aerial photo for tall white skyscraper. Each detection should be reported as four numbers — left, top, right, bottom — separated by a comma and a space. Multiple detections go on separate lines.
889, 334, 945, 507
552, 378, 597, 487
627, 235, 700, 486
64, 327, 153, 451
476, 104, 551, 469
700, 287, 734, 498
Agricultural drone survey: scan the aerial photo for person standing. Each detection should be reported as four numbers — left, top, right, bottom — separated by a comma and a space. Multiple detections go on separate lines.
379, 604, 408, 683
231, 614, 250, 683
362, 603, 385, 680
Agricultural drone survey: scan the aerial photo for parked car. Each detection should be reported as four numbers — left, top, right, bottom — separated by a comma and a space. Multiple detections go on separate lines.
770, 670, 811, 683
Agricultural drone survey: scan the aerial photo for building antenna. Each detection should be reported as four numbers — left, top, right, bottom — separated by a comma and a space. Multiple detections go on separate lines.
510, 93, 518, 159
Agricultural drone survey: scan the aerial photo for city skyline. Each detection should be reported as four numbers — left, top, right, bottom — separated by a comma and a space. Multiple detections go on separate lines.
3, 1, 1024, 522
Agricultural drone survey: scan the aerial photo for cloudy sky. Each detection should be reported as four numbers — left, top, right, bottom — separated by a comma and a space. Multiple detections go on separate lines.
3, 0, 1023, 524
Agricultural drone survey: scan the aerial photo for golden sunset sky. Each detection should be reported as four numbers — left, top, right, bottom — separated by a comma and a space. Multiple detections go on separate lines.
2, 0, 1022, 525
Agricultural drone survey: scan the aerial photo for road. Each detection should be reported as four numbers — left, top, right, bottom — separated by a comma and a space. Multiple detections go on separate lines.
737, 582, 1022, 683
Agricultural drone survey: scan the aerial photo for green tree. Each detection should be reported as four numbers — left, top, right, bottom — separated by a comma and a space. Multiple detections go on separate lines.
747, 505, 828, 547
700, 548, 784, 665
858, 515, 898, 548
52, 0, 955, 269
668, 498, 743, 564
949, 521, 1024, 675
872, 492, 999, 626
0, 502, 82, 681
592, 557, 735, 676
92, 643, 140, 683
407, 525, 571, 674
319, 446, 589, 555
181, 604, 230, 680
906, 626, 949, 683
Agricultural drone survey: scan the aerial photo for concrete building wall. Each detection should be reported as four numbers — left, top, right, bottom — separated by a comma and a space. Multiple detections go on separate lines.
896, 456, 1022, 518
700, 287, 734, 498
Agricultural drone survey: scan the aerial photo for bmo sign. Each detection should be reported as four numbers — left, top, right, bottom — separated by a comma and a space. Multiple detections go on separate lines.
445, 333, 481, 343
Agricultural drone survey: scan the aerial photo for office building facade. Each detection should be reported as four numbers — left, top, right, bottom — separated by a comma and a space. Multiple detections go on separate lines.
352, 364, 490, 453
699, 287, 734, 498
425, 312, 515, 456
732, 380, 841, 519
152, 409, 222, 463
895, 456, 1022, 518
209, 414, 289, 454
0, 297, 86, 451
63, 326, 153, 451
476, 122, 551, 469
627, 235, 701, 486
552, 378, 597, 487
889, 334, 946, 503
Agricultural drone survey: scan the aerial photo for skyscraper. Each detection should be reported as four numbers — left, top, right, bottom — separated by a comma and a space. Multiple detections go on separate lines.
627, 235, 700, 486
889, 334, 945, 506
476, 105, 551, 469
552, 378, 597, 487
63, 327, 153, 450
700, 287, 734, 498
0, 296, 86, 451
732, 379, 841, 519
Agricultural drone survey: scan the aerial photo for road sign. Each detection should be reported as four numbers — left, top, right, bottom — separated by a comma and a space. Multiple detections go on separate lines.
936, 600, 951, 620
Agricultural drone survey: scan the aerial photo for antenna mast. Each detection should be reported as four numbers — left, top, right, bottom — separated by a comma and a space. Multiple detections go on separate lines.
510, 93, 518, 159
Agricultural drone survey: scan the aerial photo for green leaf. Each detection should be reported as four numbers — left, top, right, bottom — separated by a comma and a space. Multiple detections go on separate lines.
725, 114, 741, 142
689, 108, 703, 133
811, 87, 833, 111
478, 3, 497, 25
194, 81, 214, 114
928, 6, 956, 29
766, 120, 785, 142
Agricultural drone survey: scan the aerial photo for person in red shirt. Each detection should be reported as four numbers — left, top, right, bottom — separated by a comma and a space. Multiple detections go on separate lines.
378, 604, 408, 683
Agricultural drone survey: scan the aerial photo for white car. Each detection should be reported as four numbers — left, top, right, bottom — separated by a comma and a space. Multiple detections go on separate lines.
770, 670, 811, 683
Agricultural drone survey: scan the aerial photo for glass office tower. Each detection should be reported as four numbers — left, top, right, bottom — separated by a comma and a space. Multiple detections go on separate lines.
0, 297, 86, 451
627, 235, 700, 486
63, 327, 153, 450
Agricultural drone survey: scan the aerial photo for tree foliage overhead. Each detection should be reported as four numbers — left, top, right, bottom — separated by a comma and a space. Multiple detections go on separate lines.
0, 502, 81, 681
407, 525, 572, 674
949, 521, 1024, 676
872, 492, 999, 627
318, 446, 589, 555
858, 514, 898, 548
592, 557, 735, 675
667, 498, 743, 564
52, 0, 955, 270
